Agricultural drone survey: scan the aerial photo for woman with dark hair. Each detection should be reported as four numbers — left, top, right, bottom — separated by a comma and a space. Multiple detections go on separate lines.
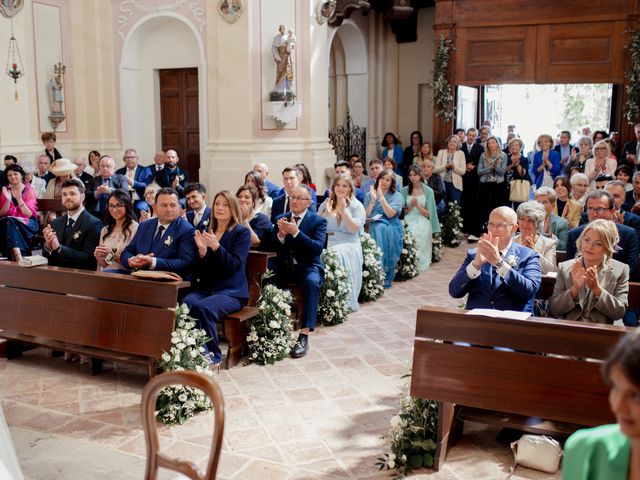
184, 191, 251, 368
0, 164, 38, 262
403, 130, 423, 179
94, 190, 138, 272
415, 141, 433, 166
381, 132, 404, 177
616, 164, 635, 193
563, 331, 640, 478
140, 184, 159, 221
364, 168, 403, 288
244, 170, 273, 217
592, 130, 608, 144
401, 164, 440, 272
352, 158, 369, 189
294, 163, 316, 191
86, 150, 101, 176
319, 174, 366, 311
553, 175, 582, 229
236, 185, 272, 247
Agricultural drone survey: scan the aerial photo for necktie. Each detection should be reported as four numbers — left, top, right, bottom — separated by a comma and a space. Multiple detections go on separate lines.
64, 218, 75, 243
284, 195, 290, 214
294, 216, 301, 225
98, 179, 108, 213
154, 225, 165, 242
636, 142, 640, 162
193, 212, 201, 227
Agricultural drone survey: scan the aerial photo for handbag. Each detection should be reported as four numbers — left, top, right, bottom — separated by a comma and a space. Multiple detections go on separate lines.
509, 179, 531, 203
507, 434, 563, 478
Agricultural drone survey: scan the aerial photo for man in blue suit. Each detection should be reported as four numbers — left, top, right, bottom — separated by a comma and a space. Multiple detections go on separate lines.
116, 148, 153, 216
553, 130, 575, 167
270, 166, 317, 224
272, 185, 327, 358
184, 183, 212, 232
253, 162, 281, 199
323, 160, 365, 203
449, 206, 541, 314
121, 188, 196, 277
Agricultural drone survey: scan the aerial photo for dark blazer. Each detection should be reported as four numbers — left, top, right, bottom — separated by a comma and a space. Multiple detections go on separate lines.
621, 140, 639, 168
43, 209, 103, 270
155, 166, 189, 197
449, 242, 542, 314
250, 213, 272, 246
120, 216, 196, 276
35, 171, 55, 185
270, 193, 317, 224
566, 222, 639, 281
86, 174, 129, 214
186, 206, 212, 232
116, 165, 154, 200
265, 179, 281, 199
624, 190, 638, 212
191, 224, 251, 299
77, 171, 94, 192
273, 211, 326, 273
462, 142, 484, 172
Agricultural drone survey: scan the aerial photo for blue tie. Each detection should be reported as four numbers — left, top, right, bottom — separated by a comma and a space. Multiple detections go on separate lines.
98, 179, 108, 213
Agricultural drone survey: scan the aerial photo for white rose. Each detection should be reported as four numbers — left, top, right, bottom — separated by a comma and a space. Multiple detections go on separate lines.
178, 393, 188, 402
326, 290, 335, 297
190, 350, 198, 358
177, 343, 186, 350
388, 453, 396, 461
269, 320, 279, 329
387, 460, 395, 469
390, 415, 401, 428
161, 352, 171, 362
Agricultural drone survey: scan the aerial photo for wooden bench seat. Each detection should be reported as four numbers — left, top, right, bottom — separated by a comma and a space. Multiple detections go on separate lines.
0, 262, 188, 377
410, 305, 634, 470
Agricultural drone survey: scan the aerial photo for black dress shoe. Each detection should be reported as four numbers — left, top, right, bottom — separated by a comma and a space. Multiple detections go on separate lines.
291, 334, 309, 358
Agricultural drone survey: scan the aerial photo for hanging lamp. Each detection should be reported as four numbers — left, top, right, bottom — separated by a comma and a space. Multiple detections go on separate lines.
5, 4, 24, 100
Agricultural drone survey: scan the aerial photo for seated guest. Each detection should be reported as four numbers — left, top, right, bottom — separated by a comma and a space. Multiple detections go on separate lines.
623, 171, 640, 212
382, 158, 405, 190
570, 172, 590, 206
323, 161, 365, 204
550, 219, 628, 324
244, 170, 273, 217
154, 150, 189, 205
148, 151, 165, 175
19, 159, 45, 199
449, 206, 541, 314
44, 158, 75, 199
72, 156, 94, 192
42, 131, 63, 165
605, 180, 640, 243
34, 153, 54, 185
434, 134, 466, 205
402, 164, 441, 273
318, 174, 366, 311
184, 183, 211, 232
184, 191, 251, 368
86, 150, 101, 176
0, 164, 38, 261
120, 187, 196, 277
115, 148, 153, 215
271, 166, 317, 223
514, 201, 557, 275
252, 162, 280, 199
94, 190, 138, 272
421, 159, 446, 218
86, 156, 128, 219
535, 186, 569, 251
42, 179, 103, 270
351, 158, 369, 189
563, 332, 640, 478
615, 164, 634, 193
563, 135, 592, 175
140, 184, 159, 221
236, 185, 271, 247
532, 133, 562, 189
364, 168, 403, 289
553, 176, 582, 229
566, 190, 639, 281
585, 140, 617, 190
272, 185, 327, 358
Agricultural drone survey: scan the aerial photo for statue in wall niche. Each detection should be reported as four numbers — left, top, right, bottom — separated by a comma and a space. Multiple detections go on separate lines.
49, 77, 64, 113
271, 24, 296, 102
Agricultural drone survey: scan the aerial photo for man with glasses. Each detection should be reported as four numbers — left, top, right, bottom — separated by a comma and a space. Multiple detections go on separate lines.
86, 156, 128, 218
116, 148, 153, 216
270, 166, 317, 224
72, 156, 93, 192
566, 190, 638, 280
271, 185, 327, 358
623, 171, 640, 212
449, 206, 541, 314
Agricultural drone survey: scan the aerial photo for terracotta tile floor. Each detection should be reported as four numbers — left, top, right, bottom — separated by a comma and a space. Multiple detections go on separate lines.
1, 242, 560, 479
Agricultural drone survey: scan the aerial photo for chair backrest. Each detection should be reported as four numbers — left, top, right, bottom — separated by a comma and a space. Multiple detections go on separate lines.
141, 371, 225, 480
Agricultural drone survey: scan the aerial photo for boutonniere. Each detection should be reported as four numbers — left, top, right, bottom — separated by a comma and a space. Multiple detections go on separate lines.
164, 236, 173, 246
73, 231, 82, 240
178, 175, 184, 181
505, 254, 519, 267
202, 219, 209, 227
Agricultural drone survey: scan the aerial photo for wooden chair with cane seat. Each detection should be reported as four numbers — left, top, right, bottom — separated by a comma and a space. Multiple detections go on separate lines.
141, 371, 225, 480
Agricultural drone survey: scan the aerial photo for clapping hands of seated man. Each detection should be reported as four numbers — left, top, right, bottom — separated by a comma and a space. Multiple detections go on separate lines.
128, 252, 155, 269
42, 224, 60, 252
277, 214, 300, 238
471, 231, 502, 269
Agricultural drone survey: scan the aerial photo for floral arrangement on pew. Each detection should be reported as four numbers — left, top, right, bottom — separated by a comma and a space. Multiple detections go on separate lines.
359, 232, 385, 302
377, 373, 439, 478
155, 304, 213, 425
247, 284, 297, 365
431, 232, 443, 263
318, 248, 351, 325
395, 223, 419, 281
441, 201, 464, 248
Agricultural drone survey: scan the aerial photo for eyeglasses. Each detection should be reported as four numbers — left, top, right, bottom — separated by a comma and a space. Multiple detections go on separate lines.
123, 156, 137, 159
290, 195, 310, 201
108, 203, 125, 210
487, 222, 514, 231
586, 207, 611, 214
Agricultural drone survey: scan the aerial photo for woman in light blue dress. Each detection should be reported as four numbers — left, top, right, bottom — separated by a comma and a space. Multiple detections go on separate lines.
319, 174, 366, 311
364, 169, 403, 288
401, 165, 441, 272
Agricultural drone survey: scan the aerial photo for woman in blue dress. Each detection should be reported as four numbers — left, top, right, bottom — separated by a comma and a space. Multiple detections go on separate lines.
401, 165, 441, 272
318, 174, 366, 311
364, 169, 403, 289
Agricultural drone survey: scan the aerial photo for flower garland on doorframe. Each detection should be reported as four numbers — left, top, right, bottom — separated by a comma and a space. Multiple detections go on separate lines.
359, 232, 385, 302
246, 284, 297, 365
429, 35, 455, 122
155, 304, 213, 426
441, 201, 464, 248
394, 223, 419, 281
625, 28, 640, 124
318, 247, 351, 325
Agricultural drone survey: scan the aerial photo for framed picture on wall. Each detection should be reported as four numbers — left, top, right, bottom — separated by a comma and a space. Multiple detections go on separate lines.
218, 0, 244, 24
0, 0, 24, 18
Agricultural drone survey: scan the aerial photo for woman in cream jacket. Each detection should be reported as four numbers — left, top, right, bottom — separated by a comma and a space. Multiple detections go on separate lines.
434, 135, 466, 205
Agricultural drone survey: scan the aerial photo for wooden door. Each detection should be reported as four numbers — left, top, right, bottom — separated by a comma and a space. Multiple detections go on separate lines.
159, 68, 200, 182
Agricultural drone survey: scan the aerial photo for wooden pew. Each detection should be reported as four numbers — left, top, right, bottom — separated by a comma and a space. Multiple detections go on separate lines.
36, 198, 64, 216
0, 262, 188, 377
410, 305, 633, 470
536, 275, 640, 309
221, 251, 272, 369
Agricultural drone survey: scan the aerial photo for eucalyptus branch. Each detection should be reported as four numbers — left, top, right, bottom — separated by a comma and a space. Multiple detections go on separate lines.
625, 28, 640, 124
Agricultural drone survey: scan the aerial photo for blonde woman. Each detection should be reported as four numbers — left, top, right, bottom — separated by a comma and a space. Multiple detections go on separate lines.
532, 134, 562, 189
550, 219, 629, 324
585, 140, 617, 190
434, 134, 466, 205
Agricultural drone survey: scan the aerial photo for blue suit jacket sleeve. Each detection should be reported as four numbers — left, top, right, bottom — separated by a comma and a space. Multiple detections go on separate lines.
449, 251, 476, 298
154, 223, 196, 273
202, 226, 251, 273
